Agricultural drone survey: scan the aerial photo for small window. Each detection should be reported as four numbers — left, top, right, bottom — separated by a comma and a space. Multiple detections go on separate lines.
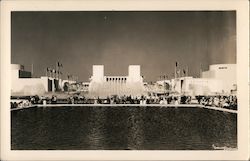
218, 67, 227, 69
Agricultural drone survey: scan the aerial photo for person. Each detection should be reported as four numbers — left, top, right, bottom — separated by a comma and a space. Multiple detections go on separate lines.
180, 95, 186, 104
13, 102, 18, 108
196, 95, 202, 104
51, 95, 57, 104
159, 97, 163, 104
11, 102, 15, 109
23, 100, 30, 107
207, 97, 213, 106
174, 97, 179, 105
70, 96, 74, 104
97, 97, 101, 104
186, 96, 191, 104
167, 96, 172, 104
30, 96, 35, 104
223, 97, 229, 108
43, 99, 47, 105
160, 97, 167, 105
213, 97, 219, 107
140, 99, 143, 105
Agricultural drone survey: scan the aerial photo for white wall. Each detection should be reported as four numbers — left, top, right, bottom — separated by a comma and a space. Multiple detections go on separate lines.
202, 64, 236, 93
92, 65, 104, 82
11, 70, 19, 80
11, 65, 51, 95
11, 64, 23, 70
127, 65, 142, 82
11, 78, 47, 95
186, 78, 223, 96
172, 77, 224, 96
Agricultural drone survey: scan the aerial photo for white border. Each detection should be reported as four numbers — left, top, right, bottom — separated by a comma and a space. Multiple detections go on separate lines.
1, 0, 249, 160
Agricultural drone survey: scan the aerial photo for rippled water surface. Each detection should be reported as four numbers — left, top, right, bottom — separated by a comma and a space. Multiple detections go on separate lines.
11, 106, 237, 150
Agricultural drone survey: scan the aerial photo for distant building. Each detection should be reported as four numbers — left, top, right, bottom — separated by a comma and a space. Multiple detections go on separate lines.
172, 64, 236, 96
11, 64, 51, 95
202, 64, 236, 93
88, 65, 145, 97
11, 64, 32, 78
11, 64, 75, 95
172, 77, 224, 96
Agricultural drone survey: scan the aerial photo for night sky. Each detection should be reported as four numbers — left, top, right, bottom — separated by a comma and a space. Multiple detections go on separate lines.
11, 11, 236, 82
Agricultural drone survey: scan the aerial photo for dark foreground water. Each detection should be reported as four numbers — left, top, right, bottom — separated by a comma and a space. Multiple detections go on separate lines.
11, 106, 237, 150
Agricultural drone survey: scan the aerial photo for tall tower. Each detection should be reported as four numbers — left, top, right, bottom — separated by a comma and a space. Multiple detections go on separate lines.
127, 65, 142, 82
92, 65, 104, 82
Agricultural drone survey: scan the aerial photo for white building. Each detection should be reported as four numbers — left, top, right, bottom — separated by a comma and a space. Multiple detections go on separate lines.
88, 65, 145, 97
11, 64, 74, 95
172, 64, 236, 96
172, 77, 223, 96
11, 64, 51, 95
202, 64, 236, 93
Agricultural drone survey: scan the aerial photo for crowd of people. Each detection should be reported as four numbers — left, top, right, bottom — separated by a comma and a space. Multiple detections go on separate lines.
91, 95, 192, 105
196, 95, 237, 110
10, 94, 237, 110
11, 100, 31, 109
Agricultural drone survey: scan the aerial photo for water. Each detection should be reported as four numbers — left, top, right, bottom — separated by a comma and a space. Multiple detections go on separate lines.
11, 106, 237, 150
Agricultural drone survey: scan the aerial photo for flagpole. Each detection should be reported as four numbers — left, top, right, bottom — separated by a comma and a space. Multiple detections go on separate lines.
174, 62, 177, 79
31, 63, 34, 77
58, 61, 60, 80
200, 63, 202, 78
55, 62, 57, 80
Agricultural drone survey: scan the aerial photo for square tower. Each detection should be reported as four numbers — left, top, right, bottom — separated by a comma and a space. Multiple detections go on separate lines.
92, 65, 104, 82
128, 65, 142, 82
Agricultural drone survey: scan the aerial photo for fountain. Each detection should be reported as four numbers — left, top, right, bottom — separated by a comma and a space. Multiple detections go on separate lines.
88, 65, 146, 98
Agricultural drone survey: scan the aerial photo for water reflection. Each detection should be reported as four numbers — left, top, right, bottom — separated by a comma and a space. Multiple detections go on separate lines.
86, 107, 107, 149
11, 106, 237, 150
126, 107, 145, 149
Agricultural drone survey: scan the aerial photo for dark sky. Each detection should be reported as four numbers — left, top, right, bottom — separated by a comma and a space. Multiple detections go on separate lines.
11, 11, 236, 82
